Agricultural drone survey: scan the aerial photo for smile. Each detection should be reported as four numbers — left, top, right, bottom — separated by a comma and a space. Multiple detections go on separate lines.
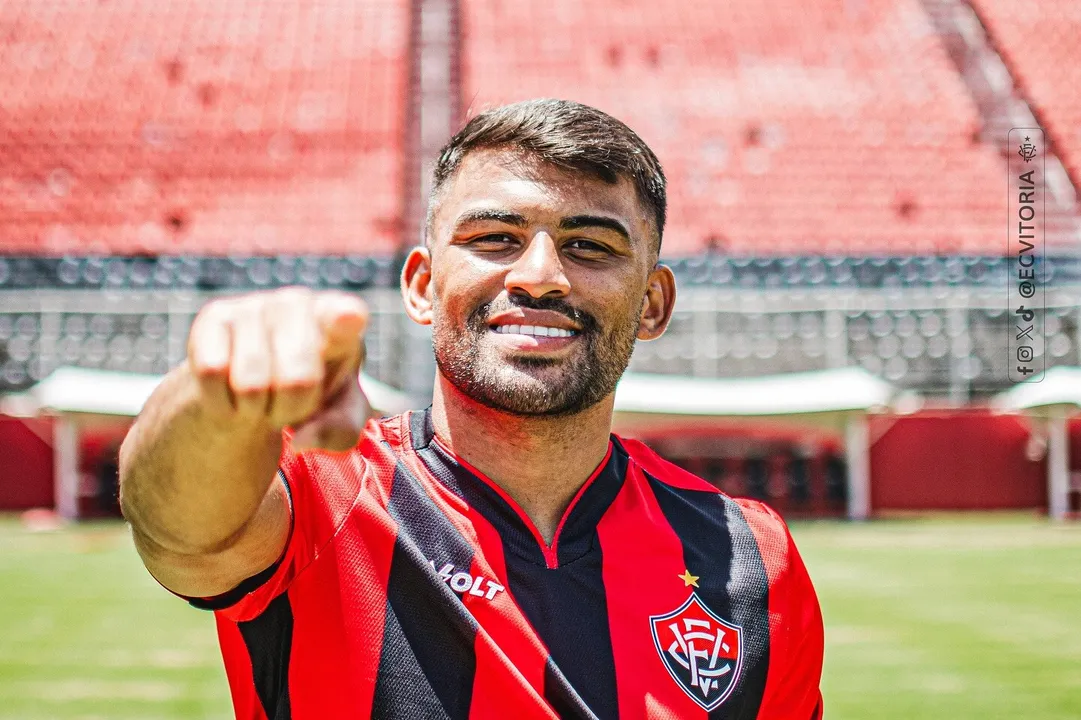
491, 324, 577, 338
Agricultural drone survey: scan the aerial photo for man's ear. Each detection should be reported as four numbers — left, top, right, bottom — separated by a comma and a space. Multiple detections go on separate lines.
401, 246, 434, 326
637, 263, 676, 340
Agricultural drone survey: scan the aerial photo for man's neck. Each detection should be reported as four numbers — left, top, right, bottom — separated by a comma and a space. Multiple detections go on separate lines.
429, 375, 615, 544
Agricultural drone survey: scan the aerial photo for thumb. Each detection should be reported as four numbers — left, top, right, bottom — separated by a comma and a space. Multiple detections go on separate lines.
315, 293, 369, 362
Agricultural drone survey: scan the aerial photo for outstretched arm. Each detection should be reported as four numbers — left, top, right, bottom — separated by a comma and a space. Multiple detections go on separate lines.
119, 288, 370, 599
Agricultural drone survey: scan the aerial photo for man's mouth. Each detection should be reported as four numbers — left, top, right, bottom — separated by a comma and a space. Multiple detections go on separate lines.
491, 324, 578, 339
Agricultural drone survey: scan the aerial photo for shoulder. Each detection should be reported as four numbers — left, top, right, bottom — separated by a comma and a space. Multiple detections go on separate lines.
280, 411, 411, 520
617, 434, 793, 554
616, 435, 723, 494
284, 412, 408, 474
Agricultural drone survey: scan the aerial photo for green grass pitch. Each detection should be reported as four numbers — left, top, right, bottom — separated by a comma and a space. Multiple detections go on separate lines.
0, 514, 1078, 719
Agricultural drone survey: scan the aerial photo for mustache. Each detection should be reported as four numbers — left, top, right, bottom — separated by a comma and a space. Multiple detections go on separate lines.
469, 295, 597, 333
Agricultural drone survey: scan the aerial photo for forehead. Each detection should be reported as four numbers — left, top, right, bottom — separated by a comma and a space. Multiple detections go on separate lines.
431, 148, 653, 236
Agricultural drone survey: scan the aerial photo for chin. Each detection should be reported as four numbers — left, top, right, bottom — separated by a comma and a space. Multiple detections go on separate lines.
464, 370, 580, 417
493, 367, 566, 395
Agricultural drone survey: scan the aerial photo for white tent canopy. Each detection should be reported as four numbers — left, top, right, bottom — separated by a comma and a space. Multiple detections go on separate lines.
613, 367, 908, 520
8, 365, 904, 520
992, 366, 1081, 414
614, 367, 896, 420
992, 366, 1081, 520
6, 368, 165, 418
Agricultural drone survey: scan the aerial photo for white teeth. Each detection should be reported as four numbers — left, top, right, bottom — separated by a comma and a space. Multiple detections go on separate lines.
493, 325, 574, 338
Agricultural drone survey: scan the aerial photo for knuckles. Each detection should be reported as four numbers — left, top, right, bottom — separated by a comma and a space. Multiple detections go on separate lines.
187, 288, 363, 431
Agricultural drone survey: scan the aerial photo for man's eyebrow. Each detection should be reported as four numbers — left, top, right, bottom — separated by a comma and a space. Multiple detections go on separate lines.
559, 215, 631, 241
454, 209, 529, 227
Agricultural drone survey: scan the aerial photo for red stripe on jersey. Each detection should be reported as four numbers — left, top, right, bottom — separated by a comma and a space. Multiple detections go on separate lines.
469, 639, 555, 720
354, 420, 402, 509
465, 508, 555, 719
430, 435, 612, 569
739, 499, 824, 720
288, 490, 398, 717
469, 621, 549, 718
597, 461, 707, 720
215, 615, 270, 720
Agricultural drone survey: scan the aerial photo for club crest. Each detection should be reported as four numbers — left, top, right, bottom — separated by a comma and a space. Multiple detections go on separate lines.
649, 593, 743, 710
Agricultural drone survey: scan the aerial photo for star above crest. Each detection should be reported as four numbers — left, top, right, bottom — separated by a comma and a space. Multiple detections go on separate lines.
678, 569, 700, 588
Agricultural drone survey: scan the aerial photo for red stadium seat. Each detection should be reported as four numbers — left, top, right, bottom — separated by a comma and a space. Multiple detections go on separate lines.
970, 1, 1081, 202
0, 0, 409, 256
459, 0, 1009, 257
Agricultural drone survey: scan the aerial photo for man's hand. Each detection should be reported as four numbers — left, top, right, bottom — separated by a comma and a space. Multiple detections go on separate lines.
121, 287, 372, 595
186, 287, 370, 452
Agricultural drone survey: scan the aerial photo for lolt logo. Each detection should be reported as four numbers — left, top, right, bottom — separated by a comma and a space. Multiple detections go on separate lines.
649, 593, 743, 711
428, 560, 505, 601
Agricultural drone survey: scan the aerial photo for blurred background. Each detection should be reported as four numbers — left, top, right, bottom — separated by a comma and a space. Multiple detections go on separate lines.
0, 0, 1079, 718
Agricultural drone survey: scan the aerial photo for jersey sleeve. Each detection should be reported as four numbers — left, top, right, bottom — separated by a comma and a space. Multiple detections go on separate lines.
737, 499, 825, 720
189, 428, 369, 623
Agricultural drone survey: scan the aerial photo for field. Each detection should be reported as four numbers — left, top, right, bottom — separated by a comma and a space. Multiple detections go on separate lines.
0, 515, 1079, 719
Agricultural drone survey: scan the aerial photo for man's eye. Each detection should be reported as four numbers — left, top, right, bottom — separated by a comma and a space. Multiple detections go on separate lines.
566, 239, 609, 255
471, 234, 516, 247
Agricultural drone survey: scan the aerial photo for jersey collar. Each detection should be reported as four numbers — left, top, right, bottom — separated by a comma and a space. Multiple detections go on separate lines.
407, 407, 628, 569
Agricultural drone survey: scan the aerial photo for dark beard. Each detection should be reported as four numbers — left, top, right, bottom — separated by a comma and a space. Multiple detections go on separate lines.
432, 294, 639, 417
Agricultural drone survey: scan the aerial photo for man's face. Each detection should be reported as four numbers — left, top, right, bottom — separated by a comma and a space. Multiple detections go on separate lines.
419, 148, 667, 417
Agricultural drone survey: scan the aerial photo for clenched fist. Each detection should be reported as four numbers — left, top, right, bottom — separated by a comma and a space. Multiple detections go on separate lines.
186, 287, 370, 452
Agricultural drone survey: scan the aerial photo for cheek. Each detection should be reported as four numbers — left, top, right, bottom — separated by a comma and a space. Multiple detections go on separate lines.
432, 261, 493, 322
583, 278, 649, 327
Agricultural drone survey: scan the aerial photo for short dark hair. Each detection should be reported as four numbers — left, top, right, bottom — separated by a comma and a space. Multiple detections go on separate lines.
429, 98, 667, 249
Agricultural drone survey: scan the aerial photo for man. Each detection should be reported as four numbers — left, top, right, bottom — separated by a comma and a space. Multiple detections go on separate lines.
120, 99, 824, 720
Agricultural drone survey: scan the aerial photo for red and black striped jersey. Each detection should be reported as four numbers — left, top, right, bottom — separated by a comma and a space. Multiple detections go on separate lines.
197, 409, 824, 719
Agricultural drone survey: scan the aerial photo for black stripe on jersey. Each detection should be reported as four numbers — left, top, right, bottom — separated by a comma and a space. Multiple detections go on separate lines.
237, 592, 294, 720
505, 538, 616, 718
646, 476, 771, 720
371, 601, 452, 720
543, 657, 602, 720
531, 444, 627, 717
372, 460, 480, 720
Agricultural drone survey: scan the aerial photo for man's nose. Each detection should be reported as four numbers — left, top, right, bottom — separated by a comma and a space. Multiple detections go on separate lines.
505, 233, 571, 298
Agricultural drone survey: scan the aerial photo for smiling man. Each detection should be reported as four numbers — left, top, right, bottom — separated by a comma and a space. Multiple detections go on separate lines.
119, 99, 824, 720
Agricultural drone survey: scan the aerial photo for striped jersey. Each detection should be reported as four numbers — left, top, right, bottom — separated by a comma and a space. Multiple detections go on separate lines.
197, 409, 824, 719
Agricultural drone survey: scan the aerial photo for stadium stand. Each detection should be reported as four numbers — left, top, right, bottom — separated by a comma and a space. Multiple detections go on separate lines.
920, 0, 1081, 252
969, 0, 1081, 191
0, 0, 409, 256
0, 0, 1078, 401
460, 0, 1010, 257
